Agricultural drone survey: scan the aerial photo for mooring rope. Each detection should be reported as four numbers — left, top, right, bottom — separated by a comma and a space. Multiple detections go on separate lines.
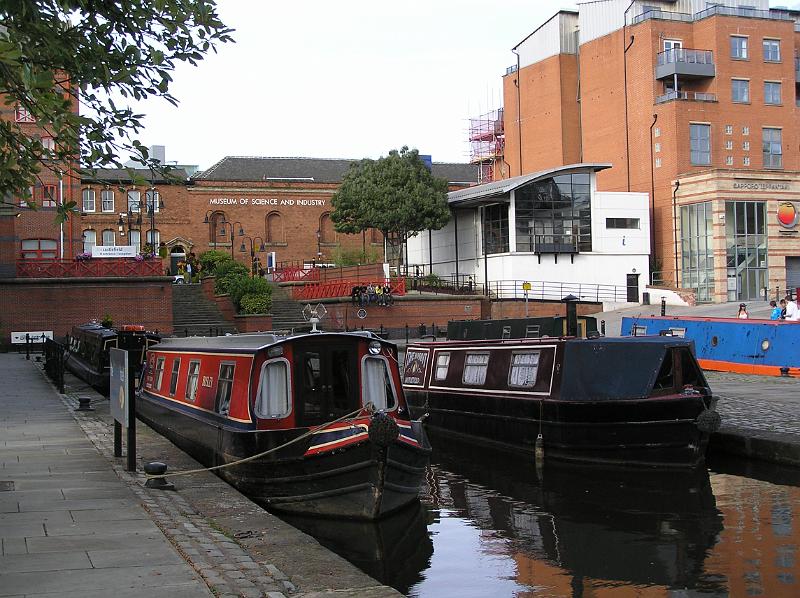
146, 402, 376, 479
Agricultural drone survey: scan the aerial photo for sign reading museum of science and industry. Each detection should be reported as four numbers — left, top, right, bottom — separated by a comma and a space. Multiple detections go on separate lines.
208, 197, 326, 207
91, 245, 137, 258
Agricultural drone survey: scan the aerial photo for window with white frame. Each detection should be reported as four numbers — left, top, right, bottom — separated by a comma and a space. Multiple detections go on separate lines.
82, 229, 96, 253
255, 360, 291, 418
743, 141, 750, 151
743, 156, 751, 166
743, 126, 750, 135
101, 189, 114, 212
726, 156, 734, 166
654, 127, 661, 137
82, 188, 95, 212
40, 136, 55, 152
655, 157, 662, 168
169, 358, 181, 395
763, 39, 780, 62
690, 124, 711, 166
463, 352, 489, 385
39, 184, 57, 208
153, 356, 165, 390
146, 189, 159, 212
731, 79, 749, 103
362, 357, 396, 411
127, 189, 141, 212
146, 229, 160, 247
725, 125, 733, 135
762, 128, 782, 169
185, 360, 201, 402
764, 81, 781, 105
509, 352, 540, 388
14, 105, 35, 123
730, 36, 748, 59
216, 363, 236, 415
130, 230, 141, 253
435, 352, 451, 381
725, 140, 733, 150
654, 143, 661, 153
101, 229, 115, 246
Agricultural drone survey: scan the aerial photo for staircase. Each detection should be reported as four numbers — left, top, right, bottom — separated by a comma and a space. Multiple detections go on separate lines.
171, 284, 238, 337
268, 283, 310, 332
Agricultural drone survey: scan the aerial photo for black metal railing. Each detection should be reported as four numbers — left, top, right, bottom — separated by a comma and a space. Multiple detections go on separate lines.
44, 338, 65, 394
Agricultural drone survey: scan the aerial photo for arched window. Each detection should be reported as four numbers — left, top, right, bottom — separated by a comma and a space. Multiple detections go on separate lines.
209, 211, 227, 244
82, 188, 96, 212
101, 229, 116, 246
266, 211, 284, 244
319, 212, 336, 244
82, 230, 96, 253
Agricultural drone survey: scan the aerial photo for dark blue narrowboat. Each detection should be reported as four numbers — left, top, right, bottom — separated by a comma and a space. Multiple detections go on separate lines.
403, 336, 720, 468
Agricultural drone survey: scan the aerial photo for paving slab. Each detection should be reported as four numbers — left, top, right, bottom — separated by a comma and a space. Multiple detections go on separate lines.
0, 550, 92, 574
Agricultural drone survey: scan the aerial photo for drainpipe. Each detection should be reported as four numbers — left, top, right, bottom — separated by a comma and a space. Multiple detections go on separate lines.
649, 113, 658, 260
58, 171, 64, 259
623, 1, 636, 192
673, 180, 680, 287
512, 48, 523, 176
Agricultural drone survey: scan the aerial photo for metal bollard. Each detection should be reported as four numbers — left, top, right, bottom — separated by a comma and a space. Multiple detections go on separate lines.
660, 297, 666, 316
601, 320, 606, 336
25, 334, 30, 360
144, 461, 176, 491
432, 323, 436, 340
405, 324, 409, 343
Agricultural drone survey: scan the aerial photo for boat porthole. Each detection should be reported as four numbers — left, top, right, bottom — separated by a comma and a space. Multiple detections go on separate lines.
761, 339, 770, 351
711, 336, 718, 347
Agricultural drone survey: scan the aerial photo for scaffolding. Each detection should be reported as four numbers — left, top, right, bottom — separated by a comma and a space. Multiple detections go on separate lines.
468, 108, 505, 183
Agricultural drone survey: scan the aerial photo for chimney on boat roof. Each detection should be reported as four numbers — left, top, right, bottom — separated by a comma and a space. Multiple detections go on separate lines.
562, 294, 579, 338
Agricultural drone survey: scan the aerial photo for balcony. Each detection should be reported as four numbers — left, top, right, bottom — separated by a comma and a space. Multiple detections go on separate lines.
533, 234, 578, 255
655, 49, 715, 80
655, 90, 717, 105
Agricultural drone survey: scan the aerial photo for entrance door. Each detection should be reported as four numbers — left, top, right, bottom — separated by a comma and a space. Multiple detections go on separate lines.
294, 340, 359, 427
626, 273, 640, 303
786, 257, 800, 298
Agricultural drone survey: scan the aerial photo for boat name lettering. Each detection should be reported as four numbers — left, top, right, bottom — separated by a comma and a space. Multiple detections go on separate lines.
208, 198, 326, 207
202, 376, 213, 388
732, 182, 790, 191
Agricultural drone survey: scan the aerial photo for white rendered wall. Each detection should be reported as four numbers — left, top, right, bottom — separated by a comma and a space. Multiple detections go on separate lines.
591, 191, 650, 255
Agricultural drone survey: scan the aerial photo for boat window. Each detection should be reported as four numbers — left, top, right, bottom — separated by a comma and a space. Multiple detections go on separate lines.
301, 353, 323, 421
679, 348, 703, 387
509, 351, 540, 388
216, 362, 236, 415
434, 352, 450, 381
169, 358, 181, 395
255, 359, 291, 418
463, 352, 490, 385
653, 350, 674, 390
153, 356, 165, 390
185, 360, 201, 402
362, 356, 397, 411
330, 349, 354, 416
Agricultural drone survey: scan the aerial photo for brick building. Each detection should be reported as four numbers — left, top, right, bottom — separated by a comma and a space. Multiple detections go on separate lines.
79, 157, 478, 274
498, 0, 800, 302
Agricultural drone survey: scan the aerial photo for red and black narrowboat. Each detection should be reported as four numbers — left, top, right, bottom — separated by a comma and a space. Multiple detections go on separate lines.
137, 332, 431, 519
65, 322, 159, 393
402, 336, 721, 468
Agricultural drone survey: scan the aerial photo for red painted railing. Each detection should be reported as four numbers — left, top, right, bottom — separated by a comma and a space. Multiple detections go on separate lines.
16, 259, 164, 278
293, 278, 406, 300
271, 266, 320, 283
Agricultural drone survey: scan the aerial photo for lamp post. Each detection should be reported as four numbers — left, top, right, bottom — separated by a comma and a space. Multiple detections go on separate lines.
117, 208, 143, 251
240, 236, 266, 277
316, 229, 322, 264
219, 220, 244, 259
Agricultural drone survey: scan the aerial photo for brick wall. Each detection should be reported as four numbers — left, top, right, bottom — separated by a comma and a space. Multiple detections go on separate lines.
0, 278, 173, 344
489, 299, 600, 320
320, 297, 485, 331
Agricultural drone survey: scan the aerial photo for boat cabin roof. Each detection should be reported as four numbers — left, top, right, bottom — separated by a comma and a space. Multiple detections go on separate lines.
151, 330, 385, 354
72, 323, 116, 340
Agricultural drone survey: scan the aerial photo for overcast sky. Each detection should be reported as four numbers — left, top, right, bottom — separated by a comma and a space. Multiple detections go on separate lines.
126, 0, 570, 170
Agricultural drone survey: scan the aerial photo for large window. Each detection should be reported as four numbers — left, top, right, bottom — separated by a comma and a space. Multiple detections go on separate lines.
82, 188, 95, 212
690, 124, 711, 165
146, 229, 160, 247
764, 82, 781, 106
762, 39, 780, 62
129, 230, 141, 253
216, 363, 236, 415
101, 189, 114, 212
101, 229, 115, 246
463, 352, 489, 386
725, 201, 767, 301
515, 173, 591, 253
730, 36, 748, 59
146, 189, 159, 213
680, 202, 714, 302
762, 128, 782, 169
255, 360, 291, 418
482, 203, 508, 254
127, 189, 141, 212
731, 79, 749, 103
82, 229, 96, 253
20, 239, 57, 260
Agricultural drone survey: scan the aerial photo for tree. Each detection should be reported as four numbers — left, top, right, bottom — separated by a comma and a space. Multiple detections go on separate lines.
331, 146, 450, 273
0, 1, 233, 219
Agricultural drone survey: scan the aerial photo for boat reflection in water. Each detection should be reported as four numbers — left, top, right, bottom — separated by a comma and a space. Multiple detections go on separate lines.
278, 502, 433, 594
410, 432, 726, 597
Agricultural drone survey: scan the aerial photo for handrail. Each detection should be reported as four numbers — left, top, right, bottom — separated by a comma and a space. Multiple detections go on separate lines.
293, 278, 406, 301
655, 91, 717, 104
486, 279, 631, 303
16, 259, 163, 278
656, 48, 713, 66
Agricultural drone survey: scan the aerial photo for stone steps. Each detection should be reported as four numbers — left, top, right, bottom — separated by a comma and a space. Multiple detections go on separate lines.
171, 284, 237, 336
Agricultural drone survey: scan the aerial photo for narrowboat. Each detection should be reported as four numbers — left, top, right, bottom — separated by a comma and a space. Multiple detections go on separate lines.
621, 315, 800, 377
137, 332, 431, 520
403, 336, 721, 468
64, 322, 159, 392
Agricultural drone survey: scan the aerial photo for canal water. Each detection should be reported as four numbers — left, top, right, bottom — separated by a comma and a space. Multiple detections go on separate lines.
280, 432, 800, 597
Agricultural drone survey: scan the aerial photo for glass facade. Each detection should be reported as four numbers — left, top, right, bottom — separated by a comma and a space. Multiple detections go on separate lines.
482, 203, 508, 254
725, 201, 767, 301
680, 202, 715, 302
514, 173, 591, 253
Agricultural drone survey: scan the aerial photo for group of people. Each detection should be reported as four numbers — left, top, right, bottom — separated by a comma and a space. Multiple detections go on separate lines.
767, 295, 800, 321
351, 283, 393, 307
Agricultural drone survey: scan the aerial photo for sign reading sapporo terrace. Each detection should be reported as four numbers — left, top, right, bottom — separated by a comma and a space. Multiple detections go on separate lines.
208, 197, 326, 207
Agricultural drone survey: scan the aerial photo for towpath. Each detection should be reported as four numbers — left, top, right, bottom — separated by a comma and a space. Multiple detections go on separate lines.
0, 352, 400, 598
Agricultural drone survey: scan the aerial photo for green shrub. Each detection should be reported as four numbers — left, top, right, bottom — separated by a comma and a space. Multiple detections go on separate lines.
227, 276, 271, 311
101, 314, 113, 328
199, 250, 233, 276
214, 260, 250, 294
329, 246, 383, 266
239, 293, 272, 315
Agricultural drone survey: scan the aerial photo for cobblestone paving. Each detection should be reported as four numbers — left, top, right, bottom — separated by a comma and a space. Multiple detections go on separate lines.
59, 388, 294, 598
705, 371, 800, 437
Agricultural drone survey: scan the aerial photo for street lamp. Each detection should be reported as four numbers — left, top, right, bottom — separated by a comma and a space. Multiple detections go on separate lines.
240, 236, 266, 277
219, 220, 244, 259
316, 229, 322, 264
117, 208, 142, 251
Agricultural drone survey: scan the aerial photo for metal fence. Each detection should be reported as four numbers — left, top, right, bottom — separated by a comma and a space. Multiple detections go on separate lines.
486, 280, 631, 303
44, 338, 65, 394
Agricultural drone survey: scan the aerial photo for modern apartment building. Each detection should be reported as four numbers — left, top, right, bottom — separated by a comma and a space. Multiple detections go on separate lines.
502, 0, 800, 302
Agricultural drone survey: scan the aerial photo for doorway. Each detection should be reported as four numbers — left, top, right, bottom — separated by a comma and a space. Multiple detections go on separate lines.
626, 273, 640, 303
293, 339, 359, 427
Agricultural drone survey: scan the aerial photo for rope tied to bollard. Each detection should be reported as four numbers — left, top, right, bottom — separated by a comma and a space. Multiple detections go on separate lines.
144, 402, 377, 480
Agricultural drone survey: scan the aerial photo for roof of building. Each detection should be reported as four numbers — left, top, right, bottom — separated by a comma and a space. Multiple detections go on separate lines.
81, 168, 189, 185
194, 156, 480, 185
447, 163, 612, 207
